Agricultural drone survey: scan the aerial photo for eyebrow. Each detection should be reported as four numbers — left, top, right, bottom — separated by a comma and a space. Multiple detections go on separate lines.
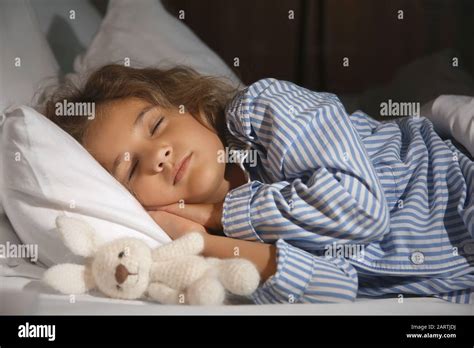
111, 105, 156, 178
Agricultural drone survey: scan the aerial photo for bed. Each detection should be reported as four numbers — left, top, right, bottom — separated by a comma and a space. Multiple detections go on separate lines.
2, 257, 473, 315
1, 0, 473, 316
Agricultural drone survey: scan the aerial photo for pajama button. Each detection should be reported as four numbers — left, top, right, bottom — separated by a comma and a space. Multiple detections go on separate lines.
463, 242, 474, 255
410, 251, 425, 265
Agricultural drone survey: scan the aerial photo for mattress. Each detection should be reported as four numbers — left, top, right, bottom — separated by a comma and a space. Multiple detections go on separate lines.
1, 262, 472, 315
1, 208, 473, 315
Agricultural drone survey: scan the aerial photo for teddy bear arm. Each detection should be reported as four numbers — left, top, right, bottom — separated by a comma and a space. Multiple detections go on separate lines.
147, 282, 182, 305
152, 232, 204, 261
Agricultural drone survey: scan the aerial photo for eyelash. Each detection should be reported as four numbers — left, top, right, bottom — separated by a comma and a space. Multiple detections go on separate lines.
128, 117, 164, 182
150, 117, 164, 136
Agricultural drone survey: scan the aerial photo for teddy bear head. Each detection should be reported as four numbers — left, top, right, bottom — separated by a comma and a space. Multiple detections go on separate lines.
90, 237, 153, 299
43, 215, 154, 300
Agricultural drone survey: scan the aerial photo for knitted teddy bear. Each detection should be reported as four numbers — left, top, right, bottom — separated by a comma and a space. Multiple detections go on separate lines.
43, 215, 260, 305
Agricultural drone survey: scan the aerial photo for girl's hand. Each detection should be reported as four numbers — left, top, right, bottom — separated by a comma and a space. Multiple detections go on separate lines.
146, 202, 223, 232
147, 210, 209, 241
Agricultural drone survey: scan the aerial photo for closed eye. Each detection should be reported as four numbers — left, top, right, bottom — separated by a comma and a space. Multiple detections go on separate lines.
151, 117, 164, 135
127, 117, 164, 182
128, 160, 138, 181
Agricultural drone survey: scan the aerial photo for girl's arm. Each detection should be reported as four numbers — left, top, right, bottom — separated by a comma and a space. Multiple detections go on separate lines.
148, 210, 359, 304
223, 78, 390, 246
204, 234, 359, 304
203, 234, 277, 282
147, 210, 278, 282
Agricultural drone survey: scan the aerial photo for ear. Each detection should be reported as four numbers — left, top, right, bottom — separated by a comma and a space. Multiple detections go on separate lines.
43, 264, 96, 294
55, 215, 99, 257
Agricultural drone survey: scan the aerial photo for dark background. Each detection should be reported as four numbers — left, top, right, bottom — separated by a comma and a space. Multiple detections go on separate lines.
91, 0, 474, 119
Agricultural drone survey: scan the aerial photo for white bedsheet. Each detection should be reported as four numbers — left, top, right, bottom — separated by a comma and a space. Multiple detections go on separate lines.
3, 197, 471, 313
1, 176, 472, 316
1, 263, 472, 315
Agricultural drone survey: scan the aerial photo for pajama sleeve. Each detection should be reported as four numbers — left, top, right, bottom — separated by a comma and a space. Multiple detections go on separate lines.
222, 78, 390, 247
250, 238, 359, 304
221, 78, 390, 304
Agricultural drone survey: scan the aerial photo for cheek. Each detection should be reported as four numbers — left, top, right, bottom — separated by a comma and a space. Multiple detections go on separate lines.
132, 177, 175, 206
184, 149, 226, 200
129, 127, 226, 205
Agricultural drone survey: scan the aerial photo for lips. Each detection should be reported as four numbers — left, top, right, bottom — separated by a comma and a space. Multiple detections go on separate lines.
173, 152, 192, 185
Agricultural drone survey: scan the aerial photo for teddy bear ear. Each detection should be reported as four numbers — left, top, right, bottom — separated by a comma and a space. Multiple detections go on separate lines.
43, 264, 96, 294
55, 215, 99, 257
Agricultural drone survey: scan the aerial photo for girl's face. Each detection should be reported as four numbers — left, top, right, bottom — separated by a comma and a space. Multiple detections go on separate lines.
82, 97, 229, 208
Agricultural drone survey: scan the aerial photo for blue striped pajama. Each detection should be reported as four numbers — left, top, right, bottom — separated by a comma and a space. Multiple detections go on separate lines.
221, 78, 474, 305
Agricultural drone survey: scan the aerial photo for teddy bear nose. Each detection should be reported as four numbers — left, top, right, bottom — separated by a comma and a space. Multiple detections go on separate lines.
115, 264, 130, 284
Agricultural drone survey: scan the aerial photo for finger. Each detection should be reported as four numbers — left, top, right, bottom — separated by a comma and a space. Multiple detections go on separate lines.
144, 203, 169, 211
150, 202, 185, 212
155, 203, 182, 215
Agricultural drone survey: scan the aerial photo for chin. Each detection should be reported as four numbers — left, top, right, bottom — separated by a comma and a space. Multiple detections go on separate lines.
187, 162, 223, 202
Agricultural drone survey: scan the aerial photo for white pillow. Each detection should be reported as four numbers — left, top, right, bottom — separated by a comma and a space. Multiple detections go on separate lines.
0, 212, 28, 268
0, 0, 60, 226
0, 106, 171, 267
422, 95, 474, 157
0, 0, 60, 112
69, 0, 242, 88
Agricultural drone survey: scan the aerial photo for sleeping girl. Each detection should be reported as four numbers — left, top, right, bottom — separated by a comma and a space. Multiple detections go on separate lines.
43, 64, 474, 305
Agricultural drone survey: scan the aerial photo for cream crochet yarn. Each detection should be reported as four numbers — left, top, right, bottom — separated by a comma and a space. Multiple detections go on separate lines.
43, 216, 260, 305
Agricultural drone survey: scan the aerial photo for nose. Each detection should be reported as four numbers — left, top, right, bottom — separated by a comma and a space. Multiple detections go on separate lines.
115, 264, 130, 284
149, 145, 172, 173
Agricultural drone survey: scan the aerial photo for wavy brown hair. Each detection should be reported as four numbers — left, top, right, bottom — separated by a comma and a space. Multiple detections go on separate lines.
42, 64, 242, 147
